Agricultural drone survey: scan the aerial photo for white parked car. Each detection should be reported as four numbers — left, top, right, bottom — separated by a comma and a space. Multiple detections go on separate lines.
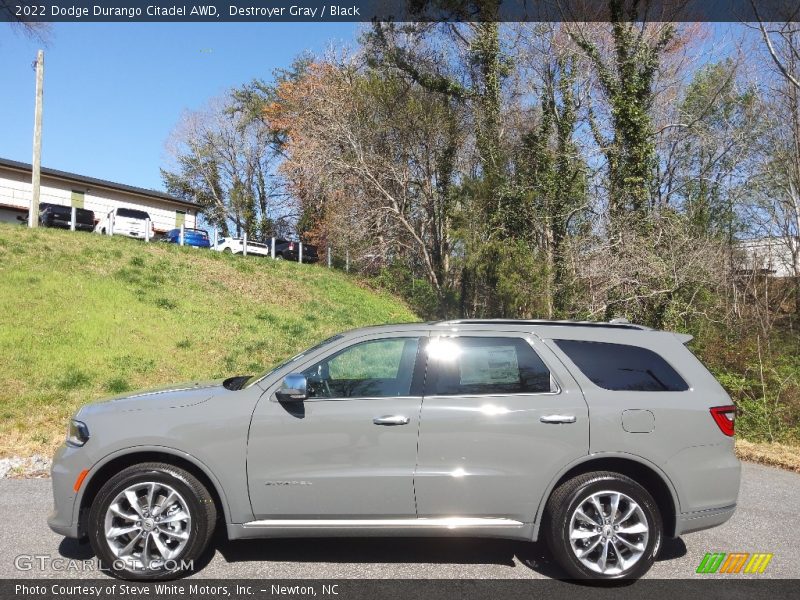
213, 236, 272, 257
94, 207, 154, 240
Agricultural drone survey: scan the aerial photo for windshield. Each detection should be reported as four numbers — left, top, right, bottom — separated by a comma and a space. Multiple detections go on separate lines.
245, 334, 344, 388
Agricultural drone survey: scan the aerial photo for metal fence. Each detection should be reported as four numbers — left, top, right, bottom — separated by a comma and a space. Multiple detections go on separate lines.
39, 215, 351, 271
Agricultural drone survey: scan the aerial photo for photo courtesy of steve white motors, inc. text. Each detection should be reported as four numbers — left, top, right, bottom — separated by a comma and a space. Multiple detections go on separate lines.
16, 3, 362, 18
14, 583, 338, 596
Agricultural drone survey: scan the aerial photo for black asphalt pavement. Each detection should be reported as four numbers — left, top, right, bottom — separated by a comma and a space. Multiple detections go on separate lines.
0, 462, 796, 579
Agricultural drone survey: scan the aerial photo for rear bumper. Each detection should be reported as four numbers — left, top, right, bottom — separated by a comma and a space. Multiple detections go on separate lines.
675, 504, 736, 536
45, 218, 94, 231
664, 441, 741, 515
283, 251, 318, 262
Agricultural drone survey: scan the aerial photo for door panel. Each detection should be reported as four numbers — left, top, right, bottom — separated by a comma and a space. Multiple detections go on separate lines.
247, 334, 426, 520
414, 334, 589, 523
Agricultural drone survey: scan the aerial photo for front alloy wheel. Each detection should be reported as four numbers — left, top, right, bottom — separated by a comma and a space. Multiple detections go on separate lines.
103, 481, 192, 570
88, 462, 216, 580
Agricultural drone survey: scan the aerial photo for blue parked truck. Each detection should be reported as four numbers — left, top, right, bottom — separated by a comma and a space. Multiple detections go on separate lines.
162, 228, 211, 248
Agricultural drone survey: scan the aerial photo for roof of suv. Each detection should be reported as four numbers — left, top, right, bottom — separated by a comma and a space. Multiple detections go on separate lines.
435, 319, 650, 331
338, 319, 652, 337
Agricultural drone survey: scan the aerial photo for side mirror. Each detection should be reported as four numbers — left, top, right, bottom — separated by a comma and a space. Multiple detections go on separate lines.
275, 373, 307, 402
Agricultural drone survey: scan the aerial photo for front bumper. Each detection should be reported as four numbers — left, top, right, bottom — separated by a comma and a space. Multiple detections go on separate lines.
47, 509, 79, 538
47, 443, 87, 539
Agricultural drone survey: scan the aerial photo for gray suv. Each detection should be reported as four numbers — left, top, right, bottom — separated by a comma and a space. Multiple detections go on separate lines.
49, 320, 740, 580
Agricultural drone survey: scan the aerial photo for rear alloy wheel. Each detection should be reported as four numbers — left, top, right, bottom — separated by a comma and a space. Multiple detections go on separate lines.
544, 471, 662, 580
88, 462, 216, 580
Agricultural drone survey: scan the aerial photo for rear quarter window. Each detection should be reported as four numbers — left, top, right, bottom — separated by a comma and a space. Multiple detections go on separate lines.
554, 339, 688, 392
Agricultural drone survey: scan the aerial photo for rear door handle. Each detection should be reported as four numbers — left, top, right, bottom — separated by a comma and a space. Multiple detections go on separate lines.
540, 414, 576, 424
373, 415, 410, 426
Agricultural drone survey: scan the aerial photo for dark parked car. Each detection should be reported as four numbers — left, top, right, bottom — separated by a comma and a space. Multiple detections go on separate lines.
38, 203, 95, 232
275, 238, 319, 263
162, 228, 211, 248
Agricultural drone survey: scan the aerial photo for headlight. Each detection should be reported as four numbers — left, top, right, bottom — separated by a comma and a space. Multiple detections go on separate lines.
66, 420, 90, 447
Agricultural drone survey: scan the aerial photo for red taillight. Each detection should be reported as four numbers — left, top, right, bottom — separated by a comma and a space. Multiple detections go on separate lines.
710, 405, 736, 437
289, 242, 295, 250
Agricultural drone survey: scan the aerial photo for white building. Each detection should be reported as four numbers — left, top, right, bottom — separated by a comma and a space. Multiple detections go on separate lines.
738, 237, 798, 278
0, 157, 199, 234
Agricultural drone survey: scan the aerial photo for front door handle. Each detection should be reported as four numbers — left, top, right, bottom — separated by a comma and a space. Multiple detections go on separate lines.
373, 415, 410, 426
540, 414, 576, 424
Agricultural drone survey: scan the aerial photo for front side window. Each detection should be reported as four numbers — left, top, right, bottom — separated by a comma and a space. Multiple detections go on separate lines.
554, 340, 688, 392
427, 337, 553, 396
302, 337, 420, 399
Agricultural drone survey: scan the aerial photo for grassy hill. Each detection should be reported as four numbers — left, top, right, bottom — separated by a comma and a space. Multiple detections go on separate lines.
0, 224, 418, 458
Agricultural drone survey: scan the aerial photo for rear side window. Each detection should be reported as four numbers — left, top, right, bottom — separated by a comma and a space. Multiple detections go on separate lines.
554, 340, 688, 392
427, 337, 553, 395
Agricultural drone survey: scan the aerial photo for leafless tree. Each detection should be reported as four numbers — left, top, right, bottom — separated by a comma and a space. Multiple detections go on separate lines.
270, 56, 467, 310
748, 14, 800, 315
2, 1, 51, 43
162, 94, 286, 239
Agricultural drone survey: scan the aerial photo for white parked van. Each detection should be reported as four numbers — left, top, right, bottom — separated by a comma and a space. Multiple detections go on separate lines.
94, 207, 155, 239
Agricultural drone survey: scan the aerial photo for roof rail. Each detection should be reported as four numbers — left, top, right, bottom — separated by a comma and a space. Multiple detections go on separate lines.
434, 319, 650, 331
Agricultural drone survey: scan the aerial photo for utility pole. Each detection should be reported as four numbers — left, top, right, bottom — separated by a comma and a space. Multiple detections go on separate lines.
29, 50, 44, 228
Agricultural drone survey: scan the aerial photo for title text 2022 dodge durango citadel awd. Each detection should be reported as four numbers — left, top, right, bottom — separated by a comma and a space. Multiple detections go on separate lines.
49, 320, 740, 580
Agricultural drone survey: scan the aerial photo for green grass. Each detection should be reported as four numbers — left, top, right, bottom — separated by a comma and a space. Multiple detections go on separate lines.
0, 224, 418, 457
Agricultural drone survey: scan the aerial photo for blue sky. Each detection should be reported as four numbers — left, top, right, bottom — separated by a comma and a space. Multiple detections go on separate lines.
0, 23, 358, 190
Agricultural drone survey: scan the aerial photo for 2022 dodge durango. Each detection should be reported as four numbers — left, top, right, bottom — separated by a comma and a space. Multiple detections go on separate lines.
48, 319, 740, 580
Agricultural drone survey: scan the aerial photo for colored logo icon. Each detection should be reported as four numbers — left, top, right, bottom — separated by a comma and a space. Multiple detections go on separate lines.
696, 552, 773, 574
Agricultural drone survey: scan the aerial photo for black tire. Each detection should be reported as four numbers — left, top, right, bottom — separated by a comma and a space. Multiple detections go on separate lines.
543, 471, 662, 581
88, 462, 216, 580
275, 253, 284, 260
223, 247, 232, 254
